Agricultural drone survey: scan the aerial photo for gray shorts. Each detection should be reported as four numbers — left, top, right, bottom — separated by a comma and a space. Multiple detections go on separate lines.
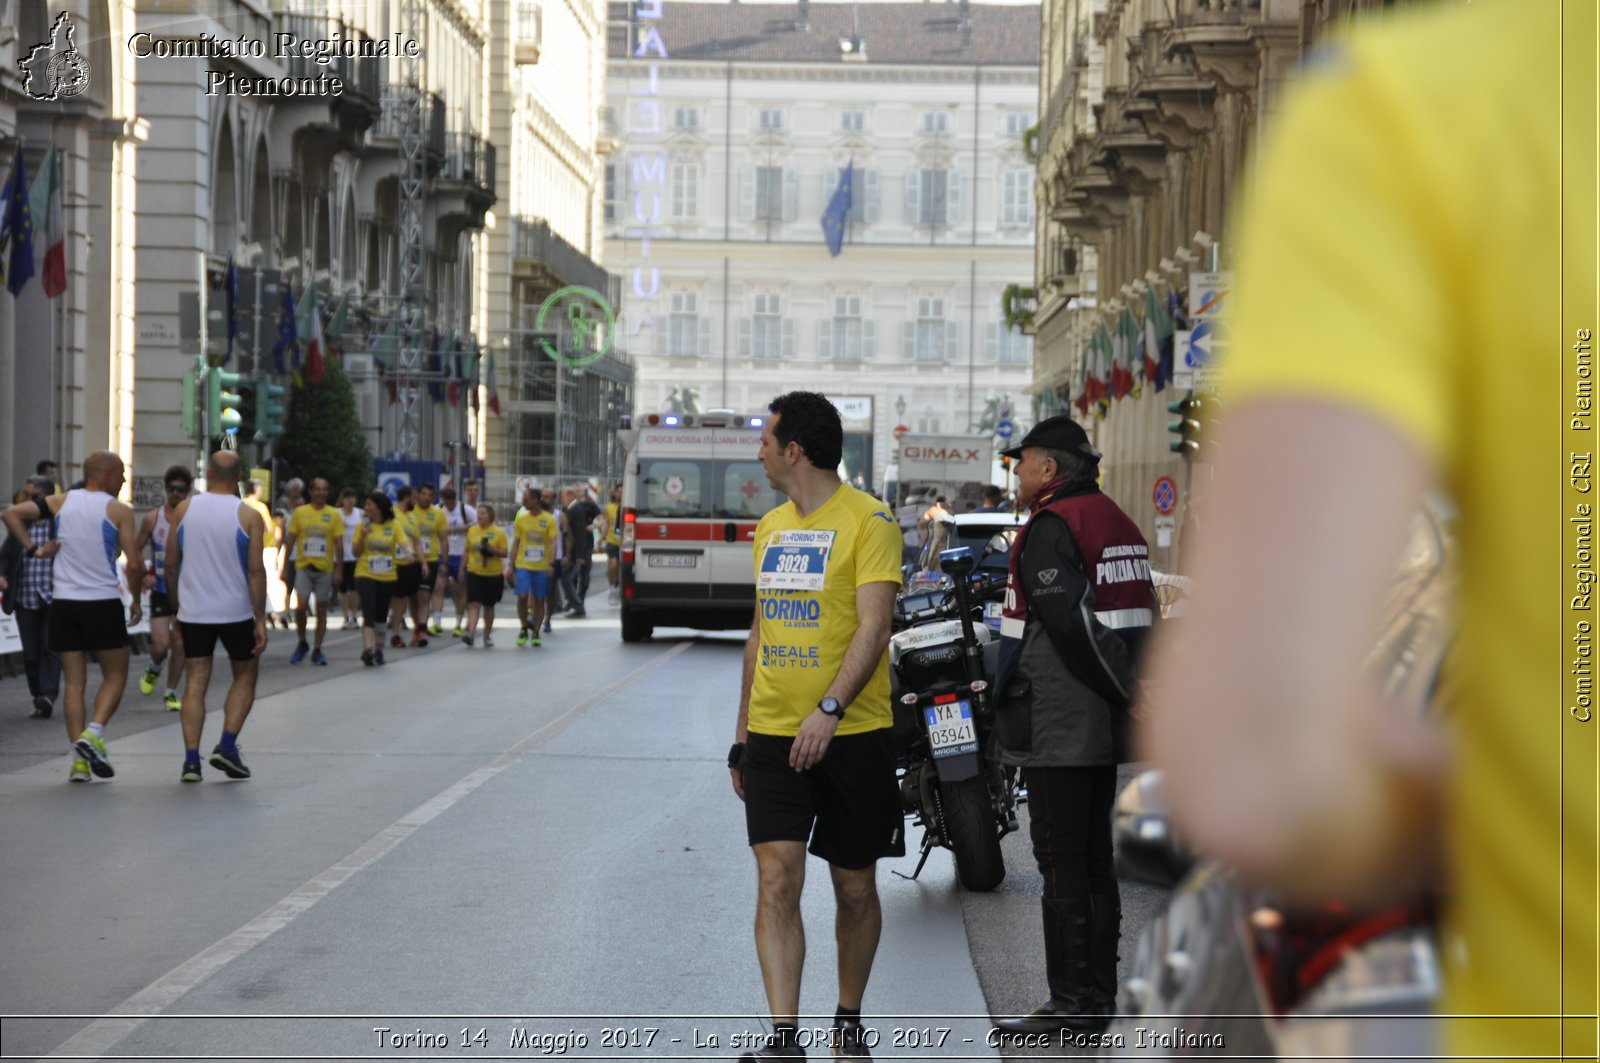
294, 566, 337, 605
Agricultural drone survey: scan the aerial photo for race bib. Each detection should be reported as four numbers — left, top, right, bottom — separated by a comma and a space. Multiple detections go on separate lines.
367, 555, 394, 575
758, 530, 836, 592
522, 544, 546, 564
303, 536, 328, 558
449, 528, 467, 552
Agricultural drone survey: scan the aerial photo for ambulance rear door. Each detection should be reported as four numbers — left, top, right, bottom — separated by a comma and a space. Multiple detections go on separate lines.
632, 428, 718, 603
707, 429, 782, 605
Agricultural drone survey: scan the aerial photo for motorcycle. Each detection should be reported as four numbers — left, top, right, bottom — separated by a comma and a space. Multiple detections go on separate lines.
887, 546, 1023, 892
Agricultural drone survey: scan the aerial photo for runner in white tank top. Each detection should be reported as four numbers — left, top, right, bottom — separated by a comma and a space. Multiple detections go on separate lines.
2, 451, 143, 782
166, 451, 268, 783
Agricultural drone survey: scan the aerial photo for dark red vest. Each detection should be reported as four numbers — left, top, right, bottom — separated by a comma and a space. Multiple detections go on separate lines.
1002, 488, 1154, 632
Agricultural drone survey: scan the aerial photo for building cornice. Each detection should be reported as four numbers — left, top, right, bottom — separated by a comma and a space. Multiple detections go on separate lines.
607, 60, 1037, 86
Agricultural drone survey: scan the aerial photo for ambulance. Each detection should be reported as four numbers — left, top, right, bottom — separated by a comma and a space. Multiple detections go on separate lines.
615, 410, 785, 642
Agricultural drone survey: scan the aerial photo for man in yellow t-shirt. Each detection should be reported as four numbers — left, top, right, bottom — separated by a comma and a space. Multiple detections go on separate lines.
510, 487, 560, 647
604, 487, 623, 605
409, 483, 449, 639
1141, 3, 1595, 1058
282, 477, 343, 665
729, 392, 903, 1058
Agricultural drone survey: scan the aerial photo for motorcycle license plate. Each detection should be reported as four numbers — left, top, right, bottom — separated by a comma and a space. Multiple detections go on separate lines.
648, 553, 699, 568
924, 700, 978, 760
984, 601, 1003, 629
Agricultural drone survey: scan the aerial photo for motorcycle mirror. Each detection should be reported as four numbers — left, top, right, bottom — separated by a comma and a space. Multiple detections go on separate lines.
939, 547, 977, 577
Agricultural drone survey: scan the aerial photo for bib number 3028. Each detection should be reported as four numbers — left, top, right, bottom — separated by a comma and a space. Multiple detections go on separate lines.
757, 530, 836, 593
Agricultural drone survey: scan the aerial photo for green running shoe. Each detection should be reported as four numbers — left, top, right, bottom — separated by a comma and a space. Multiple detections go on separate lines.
73, 731, 114, 778
429, 622, 444, 635
164, 691, 181, 712
139, 665, 159, 695
532, 636, 542, 648
69, 758, 91, 783
181, 761, 203, 783
517, 629, 529, 647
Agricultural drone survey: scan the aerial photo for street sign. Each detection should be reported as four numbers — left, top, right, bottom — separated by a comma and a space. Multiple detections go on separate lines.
1173, 331, 1194, 389
893, 424, 911, 441
1152, 475, 1177, 516
1155, 515, 1176, 548
995, 419, 1014, 440
1188, 272, 1232, 322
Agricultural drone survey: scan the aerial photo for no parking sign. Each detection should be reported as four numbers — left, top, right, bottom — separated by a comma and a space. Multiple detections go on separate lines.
1153, 475, 1178, 516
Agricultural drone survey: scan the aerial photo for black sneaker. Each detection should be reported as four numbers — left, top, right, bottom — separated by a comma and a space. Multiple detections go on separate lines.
31, 696, 53, 718
375, 648, 386, 666
361, 649, 375, 667
832, 1022, 872, 1061
181, 760, 203, 783
209, 744, 251, 779
738, 1036, 805, 1062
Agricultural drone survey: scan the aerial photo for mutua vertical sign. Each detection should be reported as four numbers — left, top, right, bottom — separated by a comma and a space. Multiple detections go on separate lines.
628, 0, 668, 350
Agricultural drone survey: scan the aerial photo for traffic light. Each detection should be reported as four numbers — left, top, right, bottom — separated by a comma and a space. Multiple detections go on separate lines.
180, 366, 200, 438
236, 379, 258, 440
1167, 392, 1202, 458
207, 367, 245, 437
255, 376, 288, 443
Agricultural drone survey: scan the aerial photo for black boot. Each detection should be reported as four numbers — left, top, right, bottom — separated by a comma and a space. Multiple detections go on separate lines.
1087, 892, 1122, 1020
994, 897, 1102, 1034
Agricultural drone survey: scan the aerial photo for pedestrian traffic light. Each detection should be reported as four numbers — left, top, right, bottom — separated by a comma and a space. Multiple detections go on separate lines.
236, 378, 258, 440
1167, 392, 1202, 458
255, 376, 288, 443
180, 366, 200, 439
207, 367, 245, 437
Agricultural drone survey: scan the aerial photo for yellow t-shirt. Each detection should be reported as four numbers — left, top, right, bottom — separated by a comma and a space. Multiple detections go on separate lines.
244, 497, 277, 547
288, 504, 342, 572
394, 508, 420, 567
411, 504, 448, 563
747, 485, 902, 737
1222, 3, 1591, 1054
605, 502, 621, 546
354, 519, 408, 583
466, 524, 510, 577
512, 511, 559, 572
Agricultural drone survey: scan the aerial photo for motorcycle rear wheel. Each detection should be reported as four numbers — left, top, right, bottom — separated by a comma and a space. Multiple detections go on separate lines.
941, 776, 1005, 891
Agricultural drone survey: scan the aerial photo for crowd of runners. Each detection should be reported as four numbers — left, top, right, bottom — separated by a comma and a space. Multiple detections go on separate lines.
0, 451, 624, 783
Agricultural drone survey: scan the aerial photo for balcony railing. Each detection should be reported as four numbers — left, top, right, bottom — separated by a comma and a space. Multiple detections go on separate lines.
442, 134, 496, 197
376, 87, 448, 159
511, 216, 615, 303
275, 14, 383, 104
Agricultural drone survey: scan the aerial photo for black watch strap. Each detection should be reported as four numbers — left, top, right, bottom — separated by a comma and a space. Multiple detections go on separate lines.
727, 742, 746, 769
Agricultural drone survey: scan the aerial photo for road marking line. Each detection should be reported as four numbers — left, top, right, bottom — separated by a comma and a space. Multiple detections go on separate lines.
43, 640, 694, 1061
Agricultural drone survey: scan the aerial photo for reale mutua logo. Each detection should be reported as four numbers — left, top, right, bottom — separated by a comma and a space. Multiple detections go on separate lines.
21, 11, 92, 101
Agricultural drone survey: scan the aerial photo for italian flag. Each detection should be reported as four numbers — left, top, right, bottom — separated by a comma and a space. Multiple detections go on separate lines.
302, 281, 327, 383
30, 145, 65, 299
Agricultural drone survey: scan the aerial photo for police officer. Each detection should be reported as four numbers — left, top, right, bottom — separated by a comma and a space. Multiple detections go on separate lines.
990, 416, 1155, 1036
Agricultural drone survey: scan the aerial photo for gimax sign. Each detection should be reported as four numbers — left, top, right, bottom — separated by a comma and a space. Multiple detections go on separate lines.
898, 434, 992, 481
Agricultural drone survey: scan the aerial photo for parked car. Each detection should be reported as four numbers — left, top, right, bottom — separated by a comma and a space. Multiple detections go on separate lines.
904, 512, 1024, 632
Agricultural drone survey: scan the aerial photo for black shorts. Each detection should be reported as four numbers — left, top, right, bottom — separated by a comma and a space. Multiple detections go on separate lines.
341, 560, 358, 587
466, 572, 504, 606
180, 618, 257, 662
395, 564, 421, 598
48, 598, 129, 654
605, 543, 620, 559
149, 590, 175, 619
358, 578, 395, 629
416, 564, 438, 592
741, 729, 906, 869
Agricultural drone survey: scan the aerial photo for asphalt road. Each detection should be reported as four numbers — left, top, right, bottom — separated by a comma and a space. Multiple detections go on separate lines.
0, 600, 1167, 1061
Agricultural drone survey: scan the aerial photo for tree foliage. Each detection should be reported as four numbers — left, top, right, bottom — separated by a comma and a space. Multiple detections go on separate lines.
277, 357, 374, 497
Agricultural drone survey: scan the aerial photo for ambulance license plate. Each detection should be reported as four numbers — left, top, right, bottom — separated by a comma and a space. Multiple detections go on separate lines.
924, 700, 977, 760
648, 553, 699, 568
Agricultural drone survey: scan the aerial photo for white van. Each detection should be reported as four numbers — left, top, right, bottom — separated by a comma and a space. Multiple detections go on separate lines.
615, 411, 785, 642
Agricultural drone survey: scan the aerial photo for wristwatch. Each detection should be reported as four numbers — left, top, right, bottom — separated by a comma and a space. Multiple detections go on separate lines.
817, 696, 845, 721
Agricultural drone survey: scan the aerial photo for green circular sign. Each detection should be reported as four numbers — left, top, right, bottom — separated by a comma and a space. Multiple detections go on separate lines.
536, 286, 616, 368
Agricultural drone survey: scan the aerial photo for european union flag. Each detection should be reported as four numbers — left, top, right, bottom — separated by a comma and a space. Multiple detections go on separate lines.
2, 147, 35, 297
272, 282, 297, 376
223, 253, 238, 365
820, 160, 853, 257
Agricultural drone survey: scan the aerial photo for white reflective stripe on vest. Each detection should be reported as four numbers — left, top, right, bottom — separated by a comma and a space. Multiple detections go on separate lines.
1094, 607, 1152, 629
1000, 615, 1026, 639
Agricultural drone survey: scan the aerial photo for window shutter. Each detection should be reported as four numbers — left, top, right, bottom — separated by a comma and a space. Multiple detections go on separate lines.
782, 318, 796, 358
985, 322, 998, 361
945, 320, 961, 362
901, 320, 915, 359
819, 319, 833, 360
740, 168, 755, 222
946, 169, 964, 225
865, 170, 880, 223
698, 317, 711, 354
737, 317, 751, 357
904, 170, 921, 224
783, 168, 799, 222
863, 319, 876, 360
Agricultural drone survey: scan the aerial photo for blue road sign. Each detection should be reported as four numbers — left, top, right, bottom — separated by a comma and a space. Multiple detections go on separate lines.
996, 419, 1015, 439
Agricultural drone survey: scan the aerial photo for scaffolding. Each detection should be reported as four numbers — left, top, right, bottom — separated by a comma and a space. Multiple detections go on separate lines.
499, 328, 635, 491
387, 0, 429, 458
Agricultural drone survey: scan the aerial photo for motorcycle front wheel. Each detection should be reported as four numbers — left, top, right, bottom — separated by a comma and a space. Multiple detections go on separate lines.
941, 776, 1005, 891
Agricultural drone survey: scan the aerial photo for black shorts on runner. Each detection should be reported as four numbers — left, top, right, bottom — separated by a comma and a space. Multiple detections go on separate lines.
605, 543, 620, 559
416, 565, 438, 593
148, 590, 175, 619
741, 729, 906, 869
466, 572, 504, 606
48, 598, 130, 653
181, 618, 257, 662
395, 564, 421, 598
341, 560, 358, 587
